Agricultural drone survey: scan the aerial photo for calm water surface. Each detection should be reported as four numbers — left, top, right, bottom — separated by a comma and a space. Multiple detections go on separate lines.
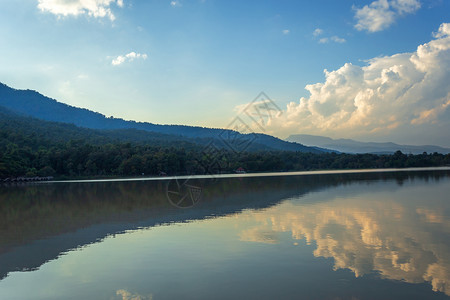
0, 169, 449, 299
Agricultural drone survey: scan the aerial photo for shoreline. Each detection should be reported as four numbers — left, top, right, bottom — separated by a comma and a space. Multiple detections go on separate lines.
38, 166, 450, 184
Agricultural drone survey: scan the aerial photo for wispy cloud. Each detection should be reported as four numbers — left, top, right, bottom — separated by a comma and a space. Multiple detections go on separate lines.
170, 1, 182, 7
313, 28, 323, 36
319, 37, 346, 44
330, 36, 346, 43
354, 0, 421, 33
37, 0, 124, 21
111, 52, 148, 66
282, 29, 290, 35
314, 29, 346, 44
268, 23, 450, 144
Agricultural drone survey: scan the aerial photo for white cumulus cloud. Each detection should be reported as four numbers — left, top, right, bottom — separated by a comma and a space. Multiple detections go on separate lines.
266, 23, 450, 146
354, 0, 421, 32
37, 0, 124, 21
111, 52, 148, 66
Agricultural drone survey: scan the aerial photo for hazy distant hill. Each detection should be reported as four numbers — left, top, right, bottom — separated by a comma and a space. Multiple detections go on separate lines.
0, 82, 320, 153
287, 134, 450, 154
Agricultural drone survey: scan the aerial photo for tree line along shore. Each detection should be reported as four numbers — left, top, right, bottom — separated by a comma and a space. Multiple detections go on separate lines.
1, 139, 449, 180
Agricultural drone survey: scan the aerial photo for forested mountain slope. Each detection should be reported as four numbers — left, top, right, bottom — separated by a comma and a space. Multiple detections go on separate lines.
0, 82, 318, 153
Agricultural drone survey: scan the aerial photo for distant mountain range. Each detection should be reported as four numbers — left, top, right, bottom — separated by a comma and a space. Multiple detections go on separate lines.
287, 134, 450, 154
4, 81, 447, 155
0, 82, 321, 153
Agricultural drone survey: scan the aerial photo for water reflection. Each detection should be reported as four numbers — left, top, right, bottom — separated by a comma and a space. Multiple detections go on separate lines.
0, 169, 449, 299
237, 175, 450, 295
115, 289, 153, 300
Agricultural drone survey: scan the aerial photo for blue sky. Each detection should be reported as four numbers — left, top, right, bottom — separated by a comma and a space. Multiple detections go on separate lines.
0, 0, 449, 146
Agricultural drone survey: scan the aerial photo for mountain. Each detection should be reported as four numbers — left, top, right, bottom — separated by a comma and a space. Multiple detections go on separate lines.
1, 107, 328, 178
0, 82, 320, 153
286, 134, 450, 154
2, 106, 449, 178
0, 105, 205, 149
0, 105, 310, 153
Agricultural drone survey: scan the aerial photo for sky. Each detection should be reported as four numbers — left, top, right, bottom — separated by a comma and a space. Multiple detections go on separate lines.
0, 0, 449, 146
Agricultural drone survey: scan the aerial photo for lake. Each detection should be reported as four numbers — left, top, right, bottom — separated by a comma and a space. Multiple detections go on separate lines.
0, 168, 449, 299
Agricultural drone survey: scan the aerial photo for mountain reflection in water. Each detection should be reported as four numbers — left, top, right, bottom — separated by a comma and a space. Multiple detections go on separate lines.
0, 169, 449, 299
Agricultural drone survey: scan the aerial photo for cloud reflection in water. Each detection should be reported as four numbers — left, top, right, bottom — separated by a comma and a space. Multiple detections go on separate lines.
238, 183, 450, 295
